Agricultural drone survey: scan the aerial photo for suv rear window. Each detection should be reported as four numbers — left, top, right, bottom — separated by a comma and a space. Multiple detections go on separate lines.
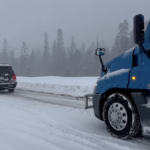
0, 66, 13, 76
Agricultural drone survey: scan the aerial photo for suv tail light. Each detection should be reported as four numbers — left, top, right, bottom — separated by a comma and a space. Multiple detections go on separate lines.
13, 74, 16, 81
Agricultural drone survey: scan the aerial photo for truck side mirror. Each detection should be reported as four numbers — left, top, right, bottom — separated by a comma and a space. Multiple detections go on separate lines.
95, 48, 105, 56
133, 14, 145, 44
95, 48, 107, 73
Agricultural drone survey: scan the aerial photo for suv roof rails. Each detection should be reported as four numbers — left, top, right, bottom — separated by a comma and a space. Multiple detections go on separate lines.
0, 63, 11, 66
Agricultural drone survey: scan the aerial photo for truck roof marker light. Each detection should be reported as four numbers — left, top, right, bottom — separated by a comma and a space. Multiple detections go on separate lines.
132, 76, 137, 81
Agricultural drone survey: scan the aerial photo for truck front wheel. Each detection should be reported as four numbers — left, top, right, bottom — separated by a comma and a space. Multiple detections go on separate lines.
103, 93, 141, 139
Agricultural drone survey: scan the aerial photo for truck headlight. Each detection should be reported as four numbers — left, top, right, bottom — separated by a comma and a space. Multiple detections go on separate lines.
93, 83, 97, 94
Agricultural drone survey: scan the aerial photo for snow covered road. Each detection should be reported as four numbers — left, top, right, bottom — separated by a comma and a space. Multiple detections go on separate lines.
9, 89, 86, 108
0, 90, 149, 150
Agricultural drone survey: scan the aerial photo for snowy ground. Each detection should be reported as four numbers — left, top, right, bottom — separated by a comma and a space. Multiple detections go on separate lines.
16, 76, 98, 97
0, 90, 149, 150
0, 76, 149, 149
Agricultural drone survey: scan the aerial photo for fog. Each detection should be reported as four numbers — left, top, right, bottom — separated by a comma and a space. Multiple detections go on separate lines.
0, 0, 150, 54
0, 0, 150, 77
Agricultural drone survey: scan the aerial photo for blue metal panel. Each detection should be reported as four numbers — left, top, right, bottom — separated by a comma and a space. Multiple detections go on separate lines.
139, 51, 150, 89
96, 48, 134, 94
96, 70, 130, 94
128, 47, 144, 89
138, 22, 150, 89
127, 22, 150, 90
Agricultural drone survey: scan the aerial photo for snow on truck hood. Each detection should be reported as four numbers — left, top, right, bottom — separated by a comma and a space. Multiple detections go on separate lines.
98, 69, 130, 81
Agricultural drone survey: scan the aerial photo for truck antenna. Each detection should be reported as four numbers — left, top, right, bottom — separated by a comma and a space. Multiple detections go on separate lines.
97, 33, 99, 48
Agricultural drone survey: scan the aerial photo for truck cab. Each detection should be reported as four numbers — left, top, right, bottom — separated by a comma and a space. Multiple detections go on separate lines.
86, 14, 150, 139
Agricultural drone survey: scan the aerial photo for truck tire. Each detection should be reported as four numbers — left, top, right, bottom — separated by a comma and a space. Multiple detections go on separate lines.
8, 89, 14, 93
103, 93, 141, 139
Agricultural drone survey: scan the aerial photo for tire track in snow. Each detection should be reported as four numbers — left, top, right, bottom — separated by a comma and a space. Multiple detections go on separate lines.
2, 100, 135, 150
0, 94, 149, 150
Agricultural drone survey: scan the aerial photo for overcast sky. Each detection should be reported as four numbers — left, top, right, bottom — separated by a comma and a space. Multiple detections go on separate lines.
0, 0, 150, 55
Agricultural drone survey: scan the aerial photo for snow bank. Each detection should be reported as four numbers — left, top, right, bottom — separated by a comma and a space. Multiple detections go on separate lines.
16, 76, 98, 97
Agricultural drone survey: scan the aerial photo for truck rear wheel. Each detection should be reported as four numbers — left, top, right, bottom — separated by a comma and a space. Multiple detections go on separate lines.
103, 93, 141, 139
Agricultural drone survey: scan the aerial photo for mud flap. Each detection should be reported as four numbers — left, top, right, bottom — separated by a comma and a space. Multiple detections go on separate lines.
84, 94, 93, 109
131, 92, 150, 137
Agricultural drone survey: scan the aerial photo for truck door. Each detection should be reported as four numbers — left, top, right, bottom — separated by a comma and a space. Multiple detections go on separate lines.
139, 22, 150, 136
140, 22, 150, 89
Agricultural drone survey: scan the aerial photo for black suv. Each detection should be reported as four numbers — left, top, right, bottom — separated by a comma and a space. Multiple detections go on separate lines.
0, 63, 17, 92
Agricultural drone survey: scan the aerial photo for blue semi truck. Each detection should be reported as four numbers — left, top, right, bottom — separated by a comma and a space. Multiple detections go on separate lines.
85, 14, 150, 139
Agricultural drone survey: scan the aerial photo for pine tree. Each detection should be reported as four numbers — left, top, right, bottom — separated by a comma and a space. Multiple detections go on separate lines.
13, 56, 20, 75
1, 39, 8, 63
78, 43, 87, 76
75, 49, 83, 76
42, 32, 51, 76
34, 49, 43, 76
68, 36, 77, 76
119, 20, 130, 53
111, 33, 120, 57
51, 40, 57, 75
8, 50, 15, 66
111, 20, 130, 58
81, 42, 96, 76
80, 43, 86, 55
128, 30, 136, 49
28, 49, 36, 76
56, 29, 67, 76
20, 41, 29, 76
